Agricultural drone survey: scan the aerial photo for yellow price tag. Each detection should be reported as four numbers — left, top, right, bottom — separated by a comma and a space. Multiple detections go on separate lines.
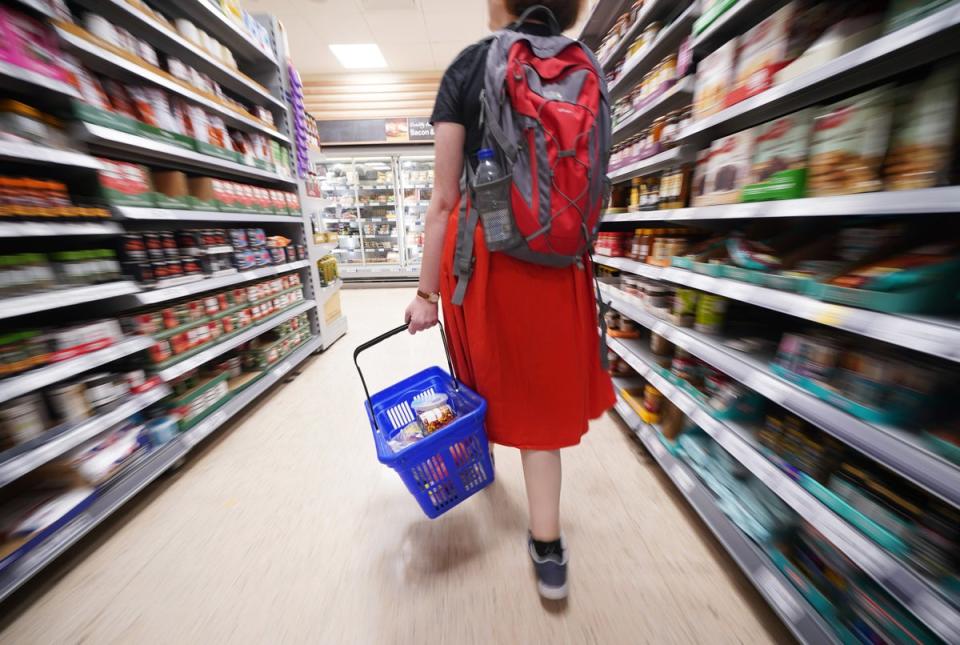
814, 304, 847, 327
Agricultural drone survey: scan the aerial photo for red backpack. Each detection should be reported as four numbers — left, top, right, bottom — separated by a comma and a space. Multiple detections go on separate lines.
450, 5, 612, 305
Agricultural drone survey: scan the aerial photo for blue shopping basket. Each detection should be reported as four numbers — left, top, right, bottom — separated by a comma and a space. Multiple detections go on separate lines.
353, 322, 494, 518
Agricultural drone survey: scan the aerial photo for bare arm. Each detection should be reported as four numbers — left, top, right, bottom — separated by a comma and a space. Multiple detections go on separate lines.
405, 122, 466, 333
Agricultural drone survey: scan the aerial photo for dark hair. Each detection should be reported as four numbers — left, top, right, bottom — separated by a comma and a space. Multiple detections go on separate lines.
506, 0, 584, 32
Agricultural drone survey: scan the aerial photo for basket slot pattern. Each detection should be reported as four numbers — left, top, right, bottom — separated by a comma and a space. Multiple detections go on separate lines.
384, 387, 437, 433
411, 453, 460, 511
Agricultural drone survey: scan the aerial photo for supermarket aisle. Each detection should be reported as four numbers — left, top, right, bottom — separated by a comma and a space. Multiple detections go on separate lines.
0, 289, 791, 644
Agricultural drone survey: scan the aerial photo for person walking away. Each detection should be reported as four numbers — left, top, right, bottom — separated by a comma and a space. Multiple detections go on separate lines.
404, 0, 614, 600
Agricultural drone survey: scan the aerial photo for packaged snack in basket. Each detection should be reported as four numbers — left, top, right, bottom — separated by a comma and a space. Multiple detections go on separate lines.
412, 392, 456, 436
692, 40, 736, 121
885, 65, 960, 191
742, 108, 815, 201
808, 86, 895, 197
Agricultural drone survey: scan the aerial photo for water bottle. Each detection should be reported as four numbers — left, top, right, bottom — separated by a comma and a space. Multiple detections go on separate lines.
474, 148, 515, 251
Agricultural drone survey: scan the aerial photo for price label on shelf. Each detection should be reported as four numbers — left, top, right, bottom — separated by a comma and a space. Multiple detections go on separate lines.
814, 304, 848, 328
649, 438, 667, 459
755, 568, 802, 624
671, 465, 695, 493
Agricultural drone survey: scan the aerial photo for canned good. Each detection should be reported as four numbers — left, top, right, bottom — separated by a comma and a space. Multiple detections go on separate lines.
123, 261, 155, 284
695, 294, 727, 334
48, 381, 91, 424
149, 339, 172, 363
0, 394, 48, 444
672, 288, 699, 327
83, 373, 124, 410
643, 384, 662, 415
120, 234, 146, 261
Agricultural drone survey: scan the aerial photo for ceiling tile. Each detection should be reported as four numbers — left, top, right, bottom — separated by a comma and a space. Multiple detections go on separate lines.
378, 41, 435, 71
365, 9, 428, 42
422, 8, 487, 42
429, 40, 472, 70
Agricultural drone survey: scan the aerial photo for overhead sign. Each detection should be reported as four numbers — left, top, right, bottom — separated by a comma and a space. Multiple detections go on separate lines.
317, 117, 435, 145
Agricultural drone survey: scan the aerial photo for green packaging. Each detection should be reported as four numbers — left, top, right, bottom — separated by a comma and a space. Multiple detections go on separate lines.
742, 109, 815, 202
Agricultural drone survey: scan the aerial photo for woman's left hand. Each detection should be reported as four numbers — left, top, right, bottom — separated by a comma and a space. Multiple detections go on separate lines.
405, 296, 439, 334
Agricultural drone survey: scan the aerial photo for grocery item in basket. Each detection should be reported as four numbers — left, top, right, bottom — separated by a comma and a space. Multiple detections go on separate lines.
411, 392, 456, 436
692, 40, 736, 121
808, 86, 895, 197
695, 131, 756, 206
387, 421, 425, 452
742, 108, 815, 201
885, 65, 960, 191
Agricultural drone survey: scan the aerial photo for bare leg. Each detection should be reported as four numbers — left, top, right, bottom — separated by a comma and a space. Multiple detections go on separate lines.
520, 449, 562, 541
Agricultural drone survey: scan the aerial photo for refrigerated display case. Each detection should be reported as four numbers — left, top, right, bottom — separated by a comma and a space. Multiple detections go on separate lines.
398, 156, 435, 270
307, 150, 433, 281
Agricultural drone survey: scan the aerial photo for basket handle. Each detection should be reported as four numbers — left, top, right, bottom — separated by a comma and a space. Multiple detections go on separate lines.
353, 322, 459, 431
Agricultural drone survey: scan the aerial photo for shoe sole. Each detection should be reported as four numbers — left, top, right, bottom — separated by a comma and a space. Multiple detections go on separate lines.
537, 580, 568, 600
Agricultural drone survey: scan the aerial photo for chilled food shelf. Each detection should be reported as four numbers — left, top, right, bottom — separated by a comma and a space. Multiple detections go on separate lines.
0, 140, 103, 171
608, 339, 960, 644
608, 145, 696, 184
74, 122, 296, 186
181, 334, 320, 449
71, 0, 285, 108
156, 299, 316, 382
128, 260, 308, 306
147, 0, 278, 68
114, 206, 301, 224
0, 335, 318, 603
0, 61, 80, 103
54, 24, 289, 144
609, 4, 699, 102
602, 283, 960, 509
677, 4, 960, 145
612, 76, 695, 145
692, 0, 792, 56
0, 383, 171, 487
0, 336, 153, 405
0, 281, 140, 321
578, 0, 632, 45
0, 222, 123, 237
600, 0, 685, 71
612, 395, 841, 645
600, 186, 960, 222
592, 256, 960, 363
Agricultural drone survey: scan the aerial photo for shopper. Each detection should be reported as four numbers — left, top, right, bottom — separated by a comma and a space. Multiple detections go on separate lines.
404, 0, 613, 600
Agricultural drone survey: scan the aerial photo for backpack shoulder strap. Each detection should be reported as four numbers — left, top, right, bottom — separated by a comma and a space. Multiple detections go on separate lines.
451, 192, 481, 306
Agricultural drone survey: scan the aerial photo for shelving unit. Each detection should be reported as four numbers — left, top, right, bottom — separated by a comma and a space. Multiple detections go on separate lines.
578, 0, 632, 47
597, 2, 960, 641
0, 335, 320, 603
0, 281, 140, 321
0, 336, 154, 404
114, 207, 302, 224
600, 0, 678, 71
53, 24, 289, 143
608, 338, 960, 644
678, 5, 960, 146
608, 145, 696, 183
612, 394, 841, 645
74, 122, 295, 185
593, 256, 960, 363
609, 4, 699, 102
601, 186, 960, 222
0, 1, 340, 604
0, 140, 102, 170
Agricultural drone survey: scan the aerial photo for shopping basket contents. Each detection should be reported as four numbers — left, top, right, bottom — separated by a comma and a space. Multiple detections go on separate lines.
353, 323, 493, 518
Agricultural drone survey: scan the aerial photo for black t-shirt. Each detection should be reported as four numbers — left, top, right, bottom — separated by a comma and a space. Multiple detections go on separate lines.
431, 23, 554, 169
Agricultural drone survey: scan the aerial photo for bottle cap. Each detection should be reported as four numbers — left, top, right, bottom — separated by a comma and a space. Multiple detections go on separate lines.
477, 148, 495, 160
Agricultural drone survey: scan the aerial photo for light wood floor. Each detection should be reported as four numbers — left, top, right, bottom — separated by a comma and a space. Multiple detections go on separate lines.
0, 288, 794, 644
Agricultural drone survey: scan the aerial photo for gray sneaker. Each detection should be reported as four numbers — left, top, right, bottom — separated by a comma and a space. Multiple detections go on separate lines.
527, 533, 568, 600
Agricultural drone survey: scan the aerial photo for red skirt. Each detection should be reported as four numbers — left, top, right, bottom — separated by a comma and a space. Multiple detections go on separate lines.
439, 199, 614, 450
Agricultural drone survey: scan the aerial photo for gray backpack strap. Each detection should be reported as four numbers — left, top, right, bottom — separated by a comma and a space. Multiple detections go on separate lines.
451, 199, 481, 306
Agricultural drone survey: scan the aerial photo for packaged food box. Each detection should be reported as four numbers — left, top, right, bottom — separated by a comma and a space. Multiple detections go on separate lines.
727, 2, 838, 106
808, 86, 895, 197
96, 160, 155, 207
692, 40, 737, 121
742, 108, 815, 201
0, 7, 68, 83
885, 65, 960, 191
695, 130, 757, 206
151, 170, 191, 209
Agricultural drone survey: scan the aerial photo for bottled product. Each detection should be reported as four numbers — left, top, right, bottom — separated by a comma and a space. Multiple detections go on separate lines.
474, 148, 515, 251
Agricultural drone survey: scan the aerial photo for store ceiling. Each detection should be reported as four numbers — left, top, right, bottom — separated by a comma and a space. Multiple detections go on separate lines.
246, 0, 588, 73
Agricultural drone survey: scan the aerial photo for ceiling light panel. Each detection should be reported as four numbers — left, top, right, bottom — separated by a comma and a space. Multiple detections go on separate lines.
329, 43, 388, 69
